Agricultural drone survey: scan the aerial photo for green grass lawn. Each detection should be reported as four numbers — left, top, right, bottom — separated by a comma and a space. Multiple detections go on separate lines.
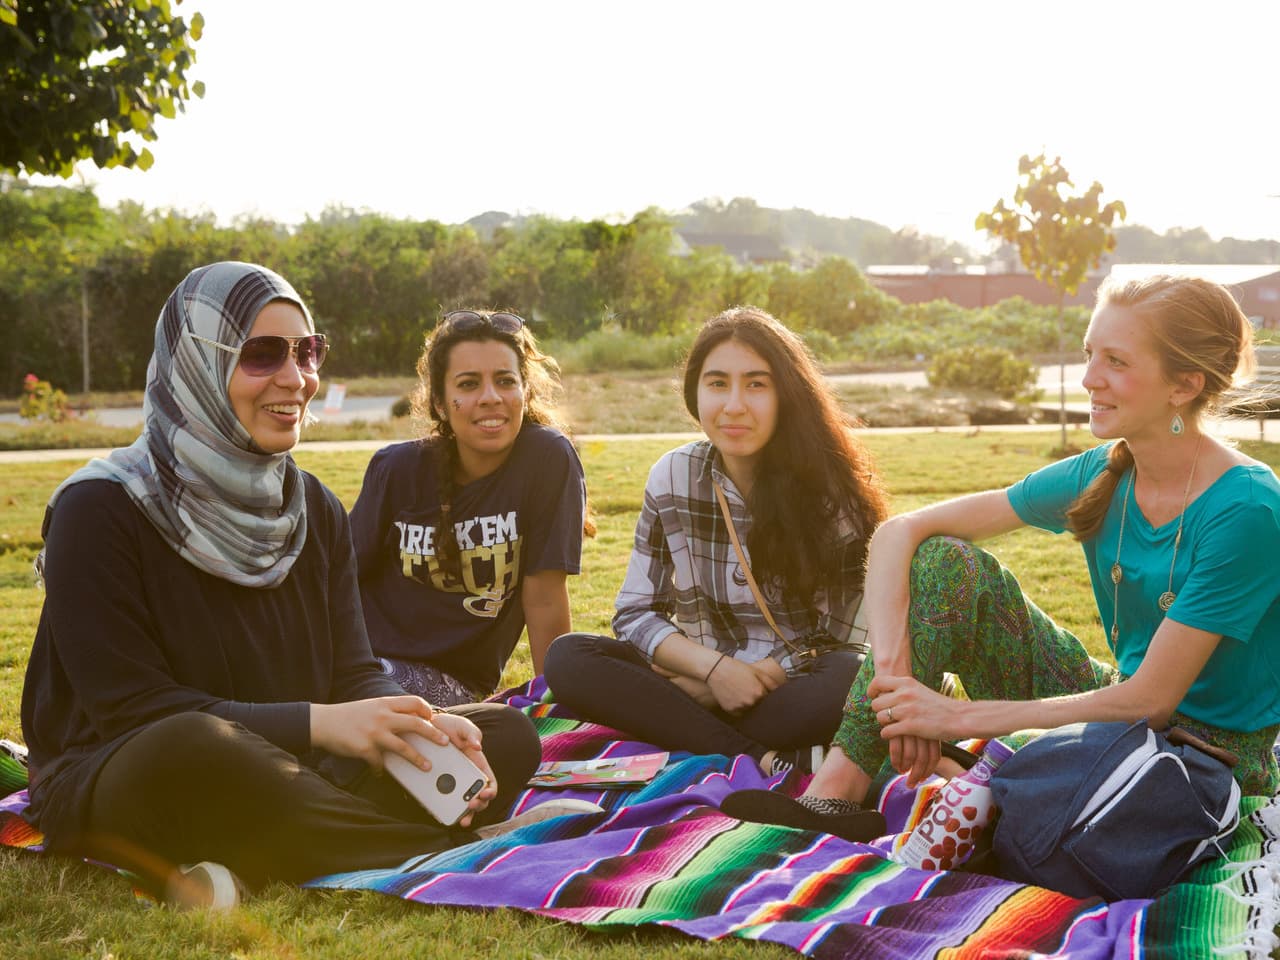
3, 431, 1278, 958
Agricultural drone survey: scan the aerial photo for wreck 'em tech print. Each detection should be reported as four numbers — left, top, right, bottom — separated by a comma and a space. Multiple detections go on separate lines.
394, 510, 523, 618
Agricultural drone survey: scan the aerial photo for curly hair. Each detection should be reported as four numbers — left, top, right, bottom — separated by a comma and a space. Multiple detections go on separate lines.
411, 311, 571, 578
682, 306, 889, 602
1065, 275, 1255, 541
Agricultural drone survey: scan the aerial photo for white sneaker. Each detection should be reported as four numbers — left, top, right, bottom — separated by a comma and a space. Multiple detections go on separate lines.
474, 799, 604, 839
165, 861, 246, 910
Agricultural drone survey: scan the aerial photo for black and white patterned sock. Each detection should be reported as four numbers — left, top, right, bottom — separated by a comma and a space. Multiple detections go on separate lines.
797, 795, 861, 816
768, 754, 796, 777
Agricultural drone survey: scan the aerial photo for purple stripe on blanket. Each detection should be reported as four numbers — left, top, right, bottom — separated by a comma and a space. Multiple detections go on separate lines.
304, 679, 1280, 959
2, 677, 1275, 959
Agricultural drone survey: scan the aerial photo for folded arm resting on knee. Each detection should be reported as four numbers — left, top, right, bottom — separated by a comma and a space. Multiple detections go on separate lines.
852, 490, 1024, 786
867, 619, 1222, 758
863, 492, 1024, 680
650, 632, 782, 714
851, 487, 1221, 785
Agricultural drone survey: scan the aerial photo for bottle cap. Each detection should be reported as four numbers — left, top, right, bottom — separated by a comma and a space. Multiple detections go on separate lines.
982, 737, 1015, 769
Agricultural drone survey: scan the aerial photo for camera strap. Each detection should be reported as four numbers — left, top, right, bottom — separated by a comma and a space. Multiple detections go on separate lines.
712, 480, 812, 660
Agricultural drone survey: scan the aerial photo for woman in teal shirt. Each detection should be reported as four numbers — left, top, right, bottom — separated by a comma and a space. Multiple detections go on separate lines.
724, 274, 1280, 833
1008, 445, 1280, 734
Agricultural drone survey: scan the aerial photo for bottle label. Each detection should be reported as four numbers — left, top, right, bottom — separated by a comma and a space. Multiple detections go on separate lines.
890, 740, 1017, 871
896, 782, 996, 870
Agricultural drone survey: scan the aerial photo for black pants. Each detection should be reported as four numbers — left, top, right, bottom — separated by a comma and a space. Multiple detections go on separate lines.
82, 704, 539, 892
543, 633, 859, 762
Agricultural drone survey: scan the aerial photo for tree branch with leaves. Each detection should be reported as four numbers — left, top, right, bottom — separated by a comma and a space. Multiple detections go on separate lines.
0, 0, 205, 176
977, 153, 1125, 452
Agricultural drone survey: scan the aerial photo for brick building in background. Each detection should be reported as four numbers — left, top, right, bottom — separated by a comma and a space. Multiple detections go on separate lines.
864, 264, 1100, 310
866, 262, 1280, 328
1106, 264, 1280, 329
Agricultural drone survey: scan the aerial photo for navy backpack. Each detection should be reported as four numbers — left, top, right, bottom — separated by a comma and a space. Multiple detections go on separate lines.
989, 720, 1240, 900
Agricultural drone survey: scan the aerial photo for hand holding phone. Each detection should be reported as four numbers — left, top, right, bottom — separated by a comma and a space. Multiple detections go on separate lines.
383, 731, 490, 826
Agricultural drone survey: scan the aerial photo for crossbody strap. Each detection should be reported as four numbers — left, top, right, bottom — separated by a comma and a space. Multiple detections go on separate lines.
712, 480, 796, 652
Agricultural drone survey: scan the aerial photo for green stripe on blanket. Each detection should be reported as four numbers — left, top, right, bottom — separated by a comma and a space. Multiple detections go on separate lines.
3, 681, 1279, 959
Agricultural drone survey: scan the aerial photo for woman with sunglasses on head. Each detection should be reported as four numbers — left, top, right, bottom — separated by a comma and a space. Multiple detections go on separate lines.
20, 263, 544, 909
721, 276, 1280, 839
350, 310, 589, 705
545, 306, 889, 778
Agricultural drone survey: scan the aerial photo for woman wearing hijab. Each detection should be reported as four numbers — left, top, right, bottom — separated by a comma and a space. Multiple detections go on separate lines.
19, 262, 551, 909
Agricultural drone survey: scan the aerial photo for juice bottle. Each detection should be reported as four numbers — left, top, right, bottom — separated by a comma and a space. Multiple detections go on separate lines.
891, 738, 1015, 871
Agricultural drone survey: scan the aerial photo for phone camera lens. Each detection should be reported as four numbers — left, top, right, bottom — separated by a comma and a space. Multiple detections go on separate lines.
436, 773, 456, 794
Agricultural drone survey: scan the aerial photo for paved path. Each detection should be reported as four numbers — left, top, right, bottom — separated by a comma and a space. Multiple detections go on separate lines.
6, 419, 1279, 465
1, 365, 1095, 430
6, 362, 1279, 464
828, 362, 1089, 392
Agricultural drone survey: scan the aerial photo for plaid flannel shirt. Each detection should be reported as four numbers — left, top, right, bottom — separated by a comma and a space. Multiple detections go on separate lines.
612, 441, 868, 674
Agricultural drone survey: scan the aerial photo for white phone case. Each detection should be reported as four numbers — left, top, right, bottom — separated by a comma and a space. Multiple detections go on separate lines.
383, 732, 489, 826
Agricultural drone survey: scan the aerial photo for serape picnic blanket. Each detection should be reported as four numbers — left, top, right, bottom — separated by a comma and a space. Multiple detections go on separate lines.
4, 680, 1280, 959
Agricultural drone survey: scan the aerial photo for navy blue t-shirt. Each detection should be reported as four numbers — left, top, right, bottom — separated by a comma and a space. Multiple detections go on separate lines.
351, 423, 586, 694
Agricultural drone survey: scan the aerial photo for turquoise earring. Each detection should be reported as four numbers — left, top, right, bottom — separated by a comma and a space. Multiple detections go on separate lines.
1170, 408, 1185, 436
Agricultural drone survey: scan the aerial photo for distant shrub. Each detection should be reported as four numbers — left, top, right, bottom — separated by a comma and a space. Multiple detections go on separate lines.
977, 297, 1090, 353
845, 298, 1090, 363
546, 328, 688, 374
0, 419, 134, 451
845, 323, 931, 363
927, 346, 1039, 400
799, 328, 840, 361
19, 374, 69, 422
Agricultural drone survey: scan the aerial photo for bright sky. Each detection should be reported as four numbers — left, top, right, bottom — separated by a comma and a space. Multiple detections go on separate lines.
39, 0, 1280, 250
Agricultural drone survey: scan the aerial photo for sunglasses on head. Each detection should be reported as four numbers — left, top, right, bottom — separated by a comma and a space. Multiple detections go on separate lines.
441, 310, 526, 334
188, 331, 329, 376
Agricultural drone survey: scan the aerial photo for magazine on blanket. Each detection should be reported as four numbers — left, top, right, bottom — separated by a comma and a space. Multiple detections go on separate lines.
528, 752, 669, 788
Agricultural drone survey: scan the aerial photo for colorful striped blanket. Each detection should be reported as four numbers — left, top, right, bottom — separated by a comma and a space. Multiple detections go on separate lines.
5, 680, 1279, 958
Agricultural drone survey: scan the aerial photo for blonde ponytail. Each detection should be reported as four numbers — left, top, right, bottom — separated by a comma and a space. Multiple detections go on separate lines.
1065, 441, 1133, 541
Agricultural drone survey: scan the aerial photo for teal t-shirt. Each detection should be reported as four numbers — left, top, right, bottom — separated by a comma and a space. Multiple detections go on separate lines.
1007, 443, 1280, 730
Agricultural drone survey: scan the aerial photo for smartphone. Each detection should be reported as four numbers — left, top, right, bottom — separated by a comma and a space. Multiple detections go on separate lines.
383, 732, 489, 826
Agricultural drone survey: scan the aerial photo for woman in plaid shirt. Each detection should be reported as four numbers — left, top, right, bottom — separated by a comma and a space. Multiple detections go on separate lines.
545, 307, 888, 775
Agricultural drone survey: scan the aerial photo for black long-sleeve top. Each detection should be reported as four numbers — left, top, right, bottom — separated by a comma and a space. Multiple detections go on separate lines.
20, 473, 404, 847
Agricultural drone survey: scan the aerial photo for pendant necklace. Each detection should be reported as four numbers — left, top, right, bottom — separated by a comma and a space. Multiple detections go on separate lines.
1109, 434, 1204, 645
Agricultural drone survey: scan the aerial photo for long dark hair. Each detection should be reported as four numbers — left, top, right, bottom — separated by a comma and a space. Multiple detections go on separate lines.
1065, 275, 1254, 541
683, 306, 889, 600
411, 311, 570, 579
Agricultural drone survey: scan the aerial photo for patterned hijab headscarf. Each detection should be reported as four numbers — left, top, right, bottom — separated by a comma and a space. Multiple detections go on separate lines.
38, 262, 315, 588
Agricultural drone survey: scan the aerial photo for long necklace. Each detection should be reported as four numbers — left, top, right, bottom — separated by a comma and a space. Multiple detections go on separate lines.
1109, 435, 1204, 644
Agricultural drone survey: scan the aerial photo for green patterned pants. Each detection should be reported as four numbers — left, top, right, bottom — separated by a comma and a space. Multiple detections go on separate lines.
834, 537, 1280, 797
